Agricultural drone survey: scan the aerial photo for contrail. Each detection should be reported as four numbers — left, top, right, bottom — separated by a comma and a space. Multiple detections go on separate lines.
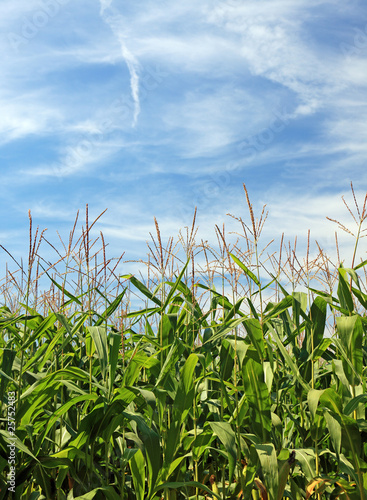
115, 36, 140, 127
99, 0, 113, 14
99, 1, 140, 127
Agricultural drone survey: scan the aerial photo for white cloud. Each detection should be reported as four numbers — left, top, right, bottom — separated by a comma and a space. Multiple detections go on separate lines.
22, 133, 128, 178
0, 91, 63, 145
160, 86, 288, 160
133, 34, 243, 74
0, 0, 366, 286
203, 1, 355, 116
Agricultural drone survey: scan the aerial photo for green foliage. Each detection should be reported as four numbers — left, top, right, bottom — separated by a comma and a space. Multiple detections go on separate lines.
1, 192, 367, 499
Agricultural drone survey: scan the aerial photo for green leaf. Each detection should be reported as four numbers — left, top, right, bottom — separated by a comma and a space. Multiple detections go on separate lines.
344, 394, 367, 415
109, 333, 121, 394
95, 289, 126, 326
125, 306, 160, 319
44, 271, 82, 306
0, 430, 39, 462
164, 354, 198, 468
308, 287, 339, 303
263, 296, 293, 322
87, 326, 109, 381
122, 274, 162, 306
230, 253, 260, 286
154, 481, 221, 500
307, 389, 324, 420
130, 448, 146, 500
223, 338, 250, 369
154, 337, 184, 388
242, 349, 271, 442
324, 411, 341, 456
354, 258, 367, 270
337, 315, 363, 386
255, 444, 278, 500
337, 267, 354, 313
339, 415, 362, 471
294, 449, 316, 482
192, 427, 215, 461
292, 291, 308, 333
36, 329, 63, 371
161, 453, 192, 482
209, 421, 237, 483
268, 323, 310, 392
73, 487, 121, 499
0, 348, 16, 400
123, 411, 161, 499
220, 339, 235, 381
202, 316, 249, 347
242, 318, 265, 362
158, 314, 176, 349
309, 296, 327, 350
163, 260, 189, 309
308, 338, 332, 362
320, 388, 343, 415
246, 297, 259, 320
43, 394, 99, 438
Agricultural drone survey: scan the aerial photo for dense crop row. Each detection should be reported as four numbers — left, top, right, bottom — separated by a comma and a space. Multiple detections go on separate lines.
0, 187, 366, 499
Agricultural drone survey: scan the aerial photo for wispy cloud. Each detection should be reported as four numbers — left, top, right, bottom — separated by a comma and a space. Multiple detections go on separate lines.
98, 0, 113, 15
99, 1, 141, 126
0, 0, 366, 275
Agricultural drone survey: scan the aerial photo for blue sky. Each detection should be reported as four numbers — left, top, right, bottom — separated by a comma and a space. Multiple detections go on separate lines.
1, 0, 366, 283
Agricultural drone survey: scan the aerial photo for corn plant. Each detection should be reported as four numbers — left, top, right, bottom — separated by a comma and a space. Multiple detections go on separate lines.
0, 185, 366, 499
